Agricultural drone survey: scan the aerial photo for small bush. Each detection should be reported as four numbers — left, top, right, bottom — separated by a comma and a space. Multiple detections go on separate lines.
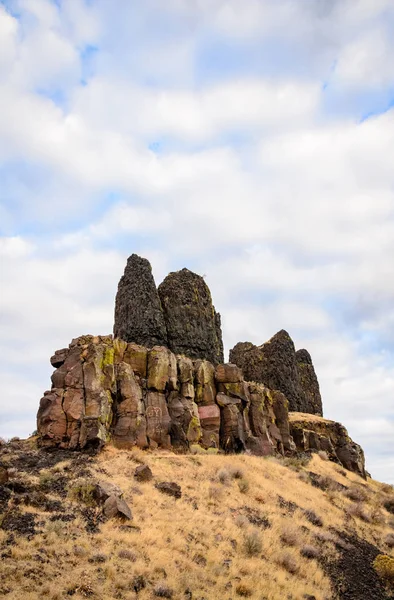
237, 478, 250, 494
153, 583, 173, 598
68, 479, 97, 506
370, 507, 385, 525
344, 485, 368, 502
385, 533, 394, 548
230, 467, 244, 479
300, 545, 319, 559
118, 549, 137, 561
208, 485, 223, 501
373, 554, 394, 583
217, 468, 230, 484
304, 510, 323, 527
235, 583, 252, 597
283, 455, 311, 471
383, 498, 394, 515
73, 545, 88, 557
380, 483, 394, 494
280, 528, 299, 547
345, 503, 371, 523
243, 529, 262, 557
277, 552, 299, 574
235, 515, 249, 528
318, 450, 329, 461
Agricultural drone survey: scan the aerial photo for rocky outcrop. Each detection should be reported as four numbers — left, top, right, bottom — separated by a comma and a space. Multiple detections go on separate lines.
158, 268, 224, 365
289, 413, 366, 479
113, 254, 167, 348
229, 330, 322, 416
296, 350, 323, 416
38, 335, 294, 459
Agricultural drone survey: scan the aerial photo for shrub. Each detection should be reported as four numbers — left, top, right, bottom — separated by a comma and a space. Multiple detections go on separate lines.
118, 549, 137, 561
243, 529, 262, 557
277, 552, 299, 574
238, 479, 250, 494
304, 510, 323, 527
383, 498, 394, 515
318, 451, 329, 461
300, 545, 319, 559
235, 583, 252, 597
344, 485, 368, 502
68, 479, 97, 506
385, 533, 394, 549
380, 483, 394, 494
235, 515, 249, 528
373, 554, 394, 583
345, 503, 371, 523
283, 455, 311, 470
208, 485, 223, 501
370, 507, 385, 525
217, 468, 230, 484
280, 528, 299, 547
153, 583, 173, 598
230, 467, 244, 479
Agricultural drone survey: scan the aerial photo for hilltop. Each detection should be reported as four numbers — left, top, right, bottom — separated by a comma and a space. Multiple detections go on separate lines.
0, 254, 393, 599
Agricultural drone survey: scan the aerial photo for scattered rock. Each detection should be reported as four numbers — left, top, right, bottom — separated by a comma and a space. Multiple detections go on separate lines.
94, 480, 123, 503
134, 464, 153, 482
155, 481, 182, 499
103, 495, 132, 520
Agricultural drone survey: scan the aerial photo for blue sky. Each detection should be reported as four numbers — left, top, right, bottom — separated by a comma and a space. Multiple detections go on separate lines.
0, 0, 393, 482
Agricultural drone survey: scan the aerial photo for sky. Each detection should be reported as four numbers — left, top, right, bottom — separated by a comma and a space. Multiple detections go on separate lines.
0, 0, 393, 483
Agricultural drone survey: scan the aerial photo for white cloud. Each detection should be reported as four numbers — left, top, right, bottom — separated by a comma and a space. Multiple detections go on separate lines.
0, 0, 393, 483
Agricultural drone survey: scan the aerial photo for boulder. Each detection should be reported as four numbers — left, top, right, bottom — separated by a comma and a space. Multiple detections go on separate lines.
134, 465, 153, 482
113, 254, 167, 348
155, 482, 182, 499
158, 268, 224, 364
145, 391, 171, 448
194, 360, 216, 405
50, 348, 68, 368
198, 403, 220, 448
94, 481, 123, 503
215, 363, 243, 384
103, 495, 132, 520
112, 362, 147, 448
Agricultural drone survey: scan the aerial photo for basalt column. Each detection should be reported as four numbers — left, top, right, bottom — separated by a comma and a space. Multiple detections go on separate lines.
158, 268, 224, 365
114, 254, 167, 348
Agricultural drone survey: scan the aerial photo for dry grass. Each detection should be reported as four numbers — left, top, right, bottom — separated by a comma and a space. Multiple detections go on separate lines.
1, 445, 393, 600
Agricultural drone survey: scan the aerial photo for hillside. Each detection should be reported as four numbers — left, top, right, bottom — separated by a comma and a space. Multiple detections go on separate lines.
0, 438, 393, 600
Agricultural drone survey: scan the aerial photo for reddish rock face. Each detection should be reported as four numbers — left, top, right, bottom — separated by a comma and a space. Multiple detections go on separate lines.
37, 335, 366, 478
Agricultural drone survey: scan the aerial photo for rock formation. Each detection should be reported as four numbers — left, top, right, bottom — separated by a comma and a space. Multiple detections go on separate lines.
35, 253, 367, 479
113, 254, 167, 348
296, 349, 323, 416
229, 330, 322, 416
158, 268, 224, 365
289, 413, 366, 479
37, 335, 366, 478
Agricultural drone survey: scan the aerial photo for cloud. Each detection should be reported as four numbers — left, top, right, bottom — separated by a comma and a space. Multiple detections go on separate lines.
0, 0, 393, 483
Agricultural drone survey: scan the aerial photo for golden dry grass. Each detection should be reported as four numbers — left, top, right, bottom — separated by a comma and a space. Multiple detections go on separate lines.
0, 446, 393, 600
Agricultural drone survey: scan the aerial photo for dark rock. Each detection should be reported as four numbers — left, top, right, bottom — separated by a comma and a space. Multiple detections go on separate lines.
103, 495, 132, 520
114, 254, 167, 347
50, 348, 69, 368
134, 464, 153, 482
158, 268, 224, 365
230, 331, 322, 415
155, 481, 182, 499
296, 349, 323, 416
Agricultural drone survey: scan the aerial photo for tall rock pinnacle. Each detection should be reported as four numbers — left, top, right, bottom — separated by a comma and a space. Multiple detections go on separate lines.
113, 254, 167, 348
158, 268, 224, 365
